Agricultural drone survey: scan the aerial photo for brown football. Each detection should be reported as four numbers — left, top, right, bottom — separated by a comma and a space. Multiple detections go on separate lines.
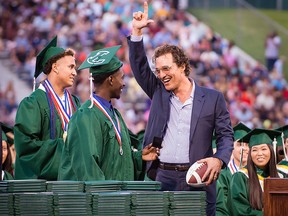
186, 162, 208, 185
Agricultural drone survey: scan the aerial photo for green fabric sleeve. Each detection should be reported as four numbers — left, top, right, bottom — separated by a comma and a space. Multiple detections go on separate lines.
216, 181, 229, 216
132, 150, 144, 180
218, 168, 232, 204
128, 129, 145, 180
14, 91, 64, 180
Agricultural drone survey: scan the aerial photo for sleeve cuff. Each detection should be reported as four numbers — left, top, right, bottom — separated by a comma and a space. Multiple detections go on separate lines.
130, 35, 143, 42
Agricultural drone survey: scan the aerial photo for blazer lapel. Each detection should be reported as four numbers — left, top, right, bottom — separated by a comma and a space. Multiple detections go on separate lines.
190, 83, 205, 141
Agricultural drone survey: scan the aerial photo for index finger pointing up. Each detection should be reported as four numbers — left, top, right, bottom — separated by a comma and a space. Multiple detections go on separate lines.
143, 1, 149, 15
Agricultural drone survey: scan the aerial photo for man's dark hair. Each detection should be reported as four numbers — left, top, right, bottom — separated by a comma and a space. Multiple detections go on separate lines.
43, 48, 75, 75
92, 69, 118, 86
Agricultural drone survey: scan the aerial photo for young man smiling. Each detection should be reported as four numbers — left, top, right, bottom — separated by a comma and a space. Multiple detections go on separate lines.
58, 46, 159, 181
14, 36, 80, 180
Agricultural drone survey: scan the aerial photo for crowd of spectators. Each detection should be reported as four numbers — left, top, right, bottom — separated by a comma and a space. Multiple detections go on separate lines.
1, 0, 288, 133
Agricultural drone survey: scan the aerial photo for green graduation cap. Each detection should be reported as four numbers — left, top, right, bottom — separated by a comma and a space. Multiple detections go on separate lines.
241, 128, 281, 147
1, 123, 14, 145
2, 131, 7, 141
274, 125, 288, 147
233, 122, 251, 141
78, 45, 123, 75
34, 36, 65, 78
275, 125, 288, 160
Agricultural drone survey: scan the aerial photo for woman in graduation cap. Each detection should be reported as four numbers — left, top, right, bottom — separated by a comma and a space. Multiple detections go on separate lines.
1, 123, 16, 169
58, 45, 159, 181
227, 129, 281, 215
2, 131, 14, 180
14, 36, 81, 180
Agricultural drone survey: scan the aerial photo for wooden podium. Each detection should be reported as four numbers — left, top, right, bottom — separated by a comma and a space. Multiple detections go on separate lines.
264, 178, 288, 216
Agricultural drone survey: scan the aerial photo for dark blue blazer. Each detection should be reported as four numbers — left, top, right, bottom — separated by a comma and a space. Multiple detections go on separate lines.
127, 37, 234, 214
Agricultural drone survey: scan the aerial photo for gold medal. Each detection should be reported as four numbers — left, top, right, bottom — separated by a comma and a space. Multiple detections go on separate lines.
63, 131, 67, 143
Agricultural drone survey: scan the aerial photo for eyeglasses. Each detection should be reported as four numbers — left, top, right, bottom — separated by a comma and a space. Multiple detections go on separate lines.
154, 65, 173, 76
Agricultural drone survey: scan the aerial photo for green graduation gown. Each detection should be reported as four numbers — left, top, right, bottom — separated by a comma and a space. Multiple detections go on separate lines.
14, 88, 80, 180
217, 159, 238, 211
277, 160, 288, 178
216, 181, 229, 216
218, 166, 232, 204
58, 100, 143, 181
227, 168, 266, 216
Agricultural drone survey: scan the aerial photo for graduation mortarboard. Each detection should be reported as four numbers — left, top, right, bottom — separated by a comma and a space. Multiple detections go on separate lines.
275, 125, 288, 160
233, 122, 251, 142
241, 128, 281, 148
275, 125, 288, 139
78, 45, 123, 108
275, 126, 288, 147
1, 123, 14, 145
78, 45, 123, 75
34, 36, 65, 79
2, 131, 7, 142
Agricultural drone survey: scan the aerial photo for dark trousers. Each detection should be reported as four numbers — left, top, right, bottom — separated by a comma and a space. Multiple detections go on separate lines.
156, 168, 216, 216
266, 57, 277, 72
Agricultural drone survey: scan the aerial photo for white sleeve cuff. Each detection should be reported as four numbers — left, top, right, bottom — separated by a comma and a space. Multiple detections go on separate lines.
130, 35, 143, 42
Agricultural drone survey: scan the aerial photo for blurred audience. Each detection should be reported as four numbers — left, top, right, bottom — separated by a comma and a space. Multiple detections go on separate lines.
0, 0, 287, 133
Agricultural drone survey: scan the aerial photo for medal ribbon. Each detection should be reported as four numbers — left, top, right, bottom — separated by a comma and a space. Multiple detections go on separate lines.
92, 95, 122, 149
228, 159, 238, 174
43, 79, 73, 131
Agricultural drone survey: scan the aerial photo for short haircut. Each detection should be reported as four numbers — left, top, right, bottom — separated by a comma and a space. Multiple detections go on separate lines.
43, 48, 76, 75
